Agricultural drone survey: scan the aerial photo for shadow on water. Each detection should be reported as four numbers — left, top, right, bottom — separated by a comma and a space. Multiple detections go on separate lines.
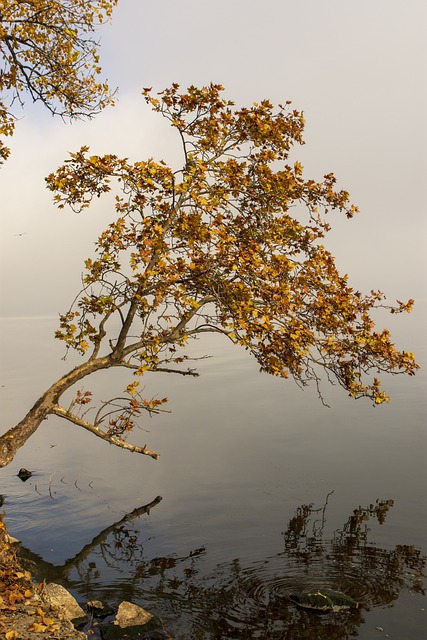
17, 492, 425, 639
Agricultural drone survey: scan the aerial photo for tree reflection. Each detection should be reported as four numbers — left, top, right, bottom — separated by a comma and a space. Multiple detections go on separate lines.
19, 496, 163, 586
283, 494, 424, 609
19, 494, 425, 639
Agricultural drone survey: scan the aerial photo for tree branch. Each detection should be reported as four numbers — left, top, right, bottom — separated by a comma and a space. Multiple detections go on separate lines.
117, 296, 216, 359
151, 366, 199, 377
114, 359, 200, 377
162, 295, 217, 343
51, 404, 160, 460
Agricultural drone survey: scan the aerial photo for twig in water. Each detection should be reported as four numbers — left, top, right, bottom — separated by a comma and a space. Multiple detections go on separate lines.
48, 472, 56, 500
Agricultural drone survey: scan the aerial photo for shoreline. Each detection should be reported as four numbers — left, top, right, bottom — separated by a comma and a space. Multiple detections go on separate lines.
0, 514, 173, 639
0, 514, 87, 638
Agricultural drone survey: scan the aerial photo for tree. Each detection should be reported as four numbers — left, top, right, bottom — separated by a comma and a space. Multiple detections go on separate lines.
0, 83, 419, 468
0, 0, 117, 163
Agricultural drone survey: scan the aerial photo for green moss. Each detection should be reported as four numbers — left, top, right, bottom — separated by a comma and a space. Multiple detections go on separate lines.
289, 589, 359, 611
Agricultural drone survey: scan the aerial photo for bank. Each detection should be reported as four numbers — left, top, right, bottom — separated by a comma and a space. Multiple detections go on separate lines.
0, 514, 173, 639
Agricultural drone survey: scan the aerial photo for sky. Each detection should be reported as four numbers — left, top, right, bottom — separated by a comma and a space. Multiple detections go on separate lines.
0, 0, 426, 320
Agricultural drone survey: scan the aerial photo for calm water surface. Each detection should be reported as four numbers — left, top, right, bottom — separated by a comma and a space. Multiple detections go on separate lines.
0, 310, 426, 639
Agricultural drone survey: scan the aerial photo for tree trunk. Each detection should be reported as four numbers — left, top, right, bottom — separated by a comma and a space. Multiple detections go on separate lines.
0, 355, 113, 468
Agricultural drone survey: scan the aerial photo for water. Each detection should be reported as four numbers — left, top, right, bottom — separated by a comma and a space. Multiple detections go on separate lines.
0, 310, 426, 639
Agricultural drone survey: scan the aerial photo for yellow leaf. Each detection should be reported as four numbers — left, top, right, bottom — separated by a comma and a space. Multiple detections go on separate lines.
9, 593, 23, 605
294, 160, 304, 175
29, 622, 47, 632
5, 631, 19, 639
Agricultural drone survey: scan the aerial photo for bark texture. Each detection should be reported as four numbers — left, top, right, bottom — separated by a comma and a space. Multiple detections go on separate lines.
0, 355, 159, 467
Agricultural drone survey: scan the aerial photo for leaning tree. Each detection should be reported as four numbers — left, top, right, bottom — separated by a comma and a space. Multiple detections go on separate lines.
0, 84, 418, 467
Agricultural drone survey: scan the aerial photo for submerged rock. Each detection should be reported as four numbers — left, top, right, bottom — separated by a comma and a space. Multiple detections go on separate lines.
87, 599, 115, 618
82, 618, 104, 639
18, 467, 32, 481
289, 589, 359, 612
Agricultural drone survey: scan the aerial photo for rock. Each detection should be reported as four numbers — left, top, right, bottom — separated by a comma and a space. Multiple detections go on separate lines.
114, 601, 154, 627
87, 598, 115, 618
82, 618, 104, 639
102, 601, 174, 639
42, 582, 86, 620
18, 467, 32, 481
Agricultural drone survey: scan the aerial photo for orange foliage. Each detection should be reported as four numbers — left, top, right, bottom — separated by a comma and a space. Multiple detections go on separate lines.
46, 84, 418, 406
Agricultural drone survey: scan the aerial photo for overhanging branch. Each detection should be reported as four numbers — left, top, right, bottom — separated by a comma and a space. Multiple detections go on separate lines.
117, 360, 200, 377
51, 404, 160, 460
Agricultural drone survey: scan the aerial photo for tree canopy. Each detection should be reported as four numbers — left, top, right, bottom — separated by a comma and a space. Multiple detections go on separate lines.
0, 83, 419, 467
0, 0, 117, 163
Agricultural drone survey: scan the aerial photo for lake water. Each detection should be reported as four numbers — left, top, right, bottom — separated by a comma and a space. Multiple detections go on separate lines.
0, 309, 426, 639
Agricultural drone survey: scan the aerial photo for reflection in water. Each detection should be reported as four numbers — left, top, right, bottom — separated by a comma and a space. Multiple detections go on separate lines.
19, 493, 425, 639
19, 496, 163, 584
283, 493, 425, 607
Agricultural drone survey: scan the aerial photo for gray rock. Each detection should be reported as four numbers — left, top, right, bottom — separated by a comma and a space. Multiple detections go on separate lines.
43, 582, 86, 620
114, 601, 155, 627
102, 601, 174, 639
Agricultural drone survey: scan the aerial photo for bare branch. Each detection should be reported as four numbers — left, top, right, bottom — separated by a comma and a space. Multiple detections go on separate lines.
51, 404, 160, 460
151, 366, 199, 377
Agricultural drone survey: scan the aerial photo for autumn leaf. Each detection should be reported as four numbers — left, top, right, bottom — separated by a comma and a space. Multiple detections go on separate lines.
14, 571, 31, 581
8, 592, 23, 605
29, 622, 47, 632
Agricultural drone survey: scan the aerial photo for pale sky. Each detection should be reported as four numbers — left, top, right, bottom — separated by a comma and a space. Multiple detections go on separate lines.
1, 0, 426, 318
